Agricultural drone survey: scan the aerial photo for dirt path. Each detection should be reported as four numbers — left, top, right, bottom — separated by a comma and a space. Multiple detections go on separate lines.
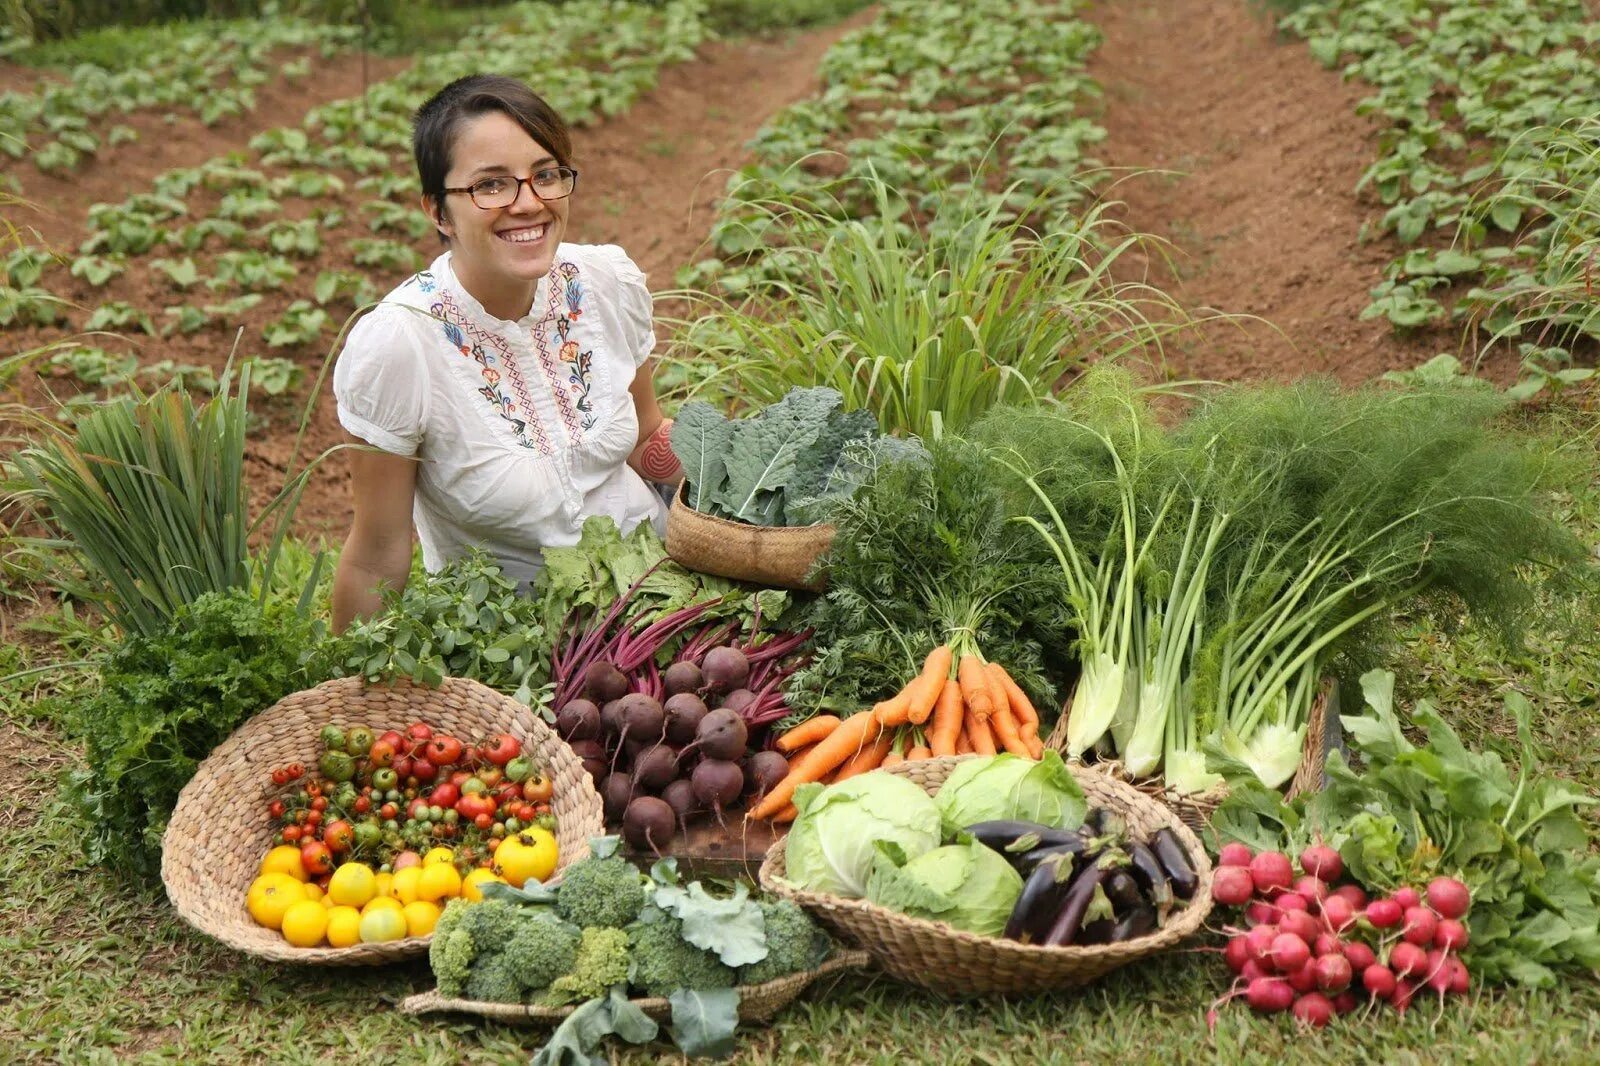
1084, 0, 1447, 384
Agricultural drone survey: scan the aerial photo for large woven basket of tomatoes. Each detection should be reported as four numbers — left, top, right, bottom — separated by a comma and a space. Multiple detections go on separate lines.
162, 676, 605, 965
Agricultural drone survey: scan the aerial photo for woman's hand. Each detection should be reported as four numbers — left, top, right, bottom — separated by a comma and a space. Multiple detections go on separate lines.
331, 437, 419, 632
628, 357, 683, 485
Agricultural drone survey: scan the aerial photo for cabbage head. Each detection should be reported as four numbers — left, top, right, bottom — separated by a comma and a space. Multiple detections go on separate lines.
782, 771, 942, 898
864, 836, 1023, 937
935, 751, 1086, 834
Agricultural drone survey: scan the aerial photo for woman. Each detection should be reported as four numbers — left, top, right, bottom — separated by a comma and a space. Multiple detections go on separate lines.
331, 74, 681, 631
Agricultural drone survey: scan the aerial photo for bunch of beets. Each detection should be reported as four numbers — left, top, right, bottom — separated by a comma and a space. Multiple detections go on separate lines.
1208, 843, 1472, 1027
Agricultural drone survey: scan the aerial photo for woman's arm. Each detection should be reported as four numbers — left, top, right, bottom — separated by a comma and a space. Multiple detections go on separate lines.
331, 437, 419, 633
628, 357, 683, 485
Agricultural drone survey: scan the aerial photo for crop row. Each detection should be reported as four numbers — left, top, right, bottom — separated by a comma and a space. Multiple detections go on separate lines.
0, 17, 364, 172
1281, 0, 1600, 392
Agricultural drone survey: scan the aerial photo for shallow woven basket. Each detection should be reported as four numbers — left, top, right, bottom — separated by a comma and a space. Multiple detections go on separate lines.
162, 676, 605, 966
1045, 677, 1339, 835
758, 757, 1214, 997
397, 948, 870, 1025
665, 484, 835, 591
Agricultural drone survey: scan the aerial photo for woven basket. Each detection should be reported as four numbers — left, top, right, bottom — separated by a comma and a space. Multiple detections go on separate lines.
1045, 677, 1338, 835
758, 758, 1213, 997
665, 484, 835, 591
161, 676, 605, 966
397, 948, 870, 1025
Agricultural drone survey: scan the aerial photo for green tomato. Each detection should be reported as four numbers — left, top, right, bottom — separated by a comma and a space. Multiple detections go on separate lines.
318, 750, 355, 783
442, 809, 459, 825
319, 724, 346, 752
503, 817, 522, 834
353, 821, 382, 850
371, 768, 398, 792
345, 725, 374, 755
503, 756, 533, 783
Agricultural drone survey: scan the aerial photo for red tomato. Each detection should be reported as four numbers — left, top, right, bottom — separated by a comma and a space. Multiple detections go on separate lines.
300, 840, 334, 877
428, 782, 460, 809
476, 767, 503, 789
449, 770, 471, 788
311, 796, 328, 812
473, 813, 493, 830
426, 735, 464, 766
405, 722, 433, 754
368, 740, 397, 768
352, 796, 371, 815
268, 800, 286, 819
479, 733, 520, 767
323, 819, 354, 853
272, 768, 289, 786
392, 755, 413, 780
286, 763, 305, 779
376, 730, 405, 752
305, 809, 323, 828
411, 758, 438, 783
379, 803, 398, 820
494, 782, 523, 807
282, 825, 302, 843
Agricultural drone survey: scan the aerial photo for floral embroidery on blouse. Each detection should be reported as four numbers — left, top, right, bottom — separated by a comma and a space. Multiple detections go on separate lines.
431, 287, 553, 456
528, 262, 598, 438
554, 263, 596, 431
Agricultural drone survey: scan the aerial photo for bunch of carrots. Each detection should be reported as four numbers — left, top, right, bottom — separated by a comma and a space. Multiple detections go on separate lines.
747, 642, 1045, 823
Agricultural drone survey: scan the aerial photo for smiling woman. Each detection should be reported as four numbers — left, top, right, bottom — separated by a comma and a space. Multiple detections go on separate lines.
330, 74, 685, 631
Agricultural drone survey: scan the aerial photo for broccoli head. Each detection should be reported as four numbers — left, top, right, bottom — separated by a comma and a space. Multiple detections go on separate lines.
503, 912, 581, 993
554, 854, 648, 929
463, 951, 523, 1004
543, 926, 631, 1006
741, 900, 831, 985
458, 897, 525, 945
429, 899, 477, 998
626, 913, 736, 998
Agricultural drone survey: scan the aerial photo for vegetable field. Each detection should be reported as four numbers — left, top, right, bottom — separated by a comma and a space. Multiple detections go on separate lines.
4, 0, 1600, 1062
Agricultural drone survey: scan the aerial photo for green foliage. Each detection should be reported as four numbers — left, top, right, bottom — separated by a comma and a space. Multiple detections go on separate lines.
738, 900, 829, 985
703, 0, 868, 34
63, 589, 327, 882
625, 910, 736, 998
544, 926, 631, 1006
553, 853, 649, 930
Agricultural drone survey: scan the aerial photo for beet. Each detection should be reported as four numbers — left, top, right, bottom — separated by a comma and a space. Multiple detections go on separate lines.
555, 699, 602, 742
584, 661, 629, 704
615, 692, 665, 741
568, 739, 608, 785
661, 778, 699, 824
633, 744, 681, 791
600, 698, 627, 737
601, 772, 636, 823
744, 750, 789, 798
691, 759, 745, 812
663, 693, 710, 746
700, 646, 750, 694
718, 688, 757, 715
688, 707, 748, 761
622, 795, 676, 854
663, 660, 703, 696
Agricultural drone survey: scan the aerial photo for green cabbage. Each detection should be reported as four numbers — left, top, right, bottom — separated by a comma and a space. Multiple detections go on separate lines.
782, 772, 942, 898
865, 837, 1024, 937
934, 751, 1087, 834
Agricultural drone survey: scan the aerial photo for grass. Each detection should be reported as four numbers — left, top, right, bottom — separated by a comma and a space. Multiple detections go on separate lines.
1, 396, 1597, 1062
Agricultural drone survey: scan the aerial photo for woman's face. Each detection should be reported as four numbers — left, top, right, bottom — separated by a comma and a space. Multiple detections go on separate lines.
427, 110, 571, 289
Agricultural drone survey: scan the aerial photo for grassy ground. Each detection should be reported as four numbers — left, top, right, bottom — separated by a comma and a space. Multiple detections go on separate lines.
3, 398, 1598, 1063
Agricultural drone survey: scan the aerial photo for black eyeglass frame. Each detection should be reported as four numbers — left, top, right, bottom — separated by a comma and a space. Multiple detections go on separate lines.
441, 166, 580, 209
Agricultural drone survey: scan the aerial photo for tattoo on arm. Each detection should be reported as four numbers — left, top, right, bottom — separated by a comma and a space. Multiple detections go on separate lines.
639, 418, 682, 483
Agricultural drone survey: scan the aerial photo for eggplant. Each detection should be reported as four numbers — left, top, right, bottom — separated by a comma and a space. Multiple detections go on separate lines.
1111, 903, 1157, 942
966, 820, 1086, 857
1078, 917, 1114, 945
1124, 841, 1174, 909
1041, 866, 1106, 947
1013, 838, 1093, 876
1004, 852, 1079, 943
1150, 827, 1199, 900
1102, 868, 1144, 914
1084, 807, 1109, 834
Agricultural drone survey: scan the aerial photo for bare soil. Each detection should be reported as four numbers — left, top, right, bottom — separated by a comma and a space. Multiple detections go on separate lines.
1084, 0, 1466, 384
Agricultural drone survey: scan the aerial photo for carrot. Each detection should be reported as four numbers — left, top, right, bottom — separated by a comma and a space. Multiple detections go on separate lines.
772, 803, 798, 824
928, 675, 964, 756
747, 709, 881, 820
905, 644, 954, 726
882, 751, 905, 768
776, 715, 840, 753
955, 728, 974, 755
958, 654, 995, 722
833, 732, 894, 782
988, 700, 1032, 757
988, 663, 1041, 740
906, 744, 931, 761
873, 686, 914, 728
966, 713, 997, 756
1029, 734, 1045, 759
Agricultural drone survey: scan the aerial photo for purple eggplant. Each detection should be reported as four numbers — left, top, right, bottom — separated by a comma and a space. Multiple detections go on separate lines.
1003, 852, 1079, 943
1150, 828, 1199, 900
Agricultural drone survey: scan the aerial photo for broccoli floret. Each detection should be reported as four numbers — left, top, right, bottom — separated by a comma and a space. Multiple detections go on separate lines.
543, 926, 631, 1005
502, 912, 581, 993
740, 900, 831, 985
464, 951, 523, 1004
626, 913, 736, 998
554, 854, 648, 929
459, 897, 525, 945
429, 899, 478, 998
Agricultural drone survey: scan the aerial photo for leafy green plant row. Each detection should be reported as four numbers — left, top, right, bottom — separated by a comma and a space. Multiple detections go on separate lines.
0, 17, 363, 171
1279, 0, 1600, 395
682, 0, 1107, 295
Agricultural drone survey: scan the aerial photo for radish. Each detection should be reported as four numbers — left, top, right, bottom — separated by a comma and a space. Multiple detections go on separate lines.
1330, 884, 1368, 911
1389, 941, 1427, 978
1293, 876, 1328, 907
1401, 906, 1439, 947
1298, 845, 1342, 882
1392, 886, 1421, 910
1362, 963, 1397, 999
1280, 911, 1320, 944
1269, 933, 1311, 973
1240, 959, 1270, 982
1424, 949, 1453, 994
1244, 924, 1278, 963
1332, 990, 1359, 1015
1313, 953, 1352, 993
1426, 876, 1471, 920
1320, 894, 1356, 932
1448, 957, 1470, 995
1343, 940, 1377, 972
1211, 866, 1255, 906
1250, 851, 1294, 894
1219, 842, 1253, 868
1312, 932, 1340, 958
1287, 957, 1318, 993
1275, 893, 1310, 914
1434, 918, 1469, 951
1291, 992, 1334, 1028
1391, 979, 1418, 1013
1364, 898, 1403, 928
1246, 978, 1295, 1013
1223, 935, 1251, 973
1245, 900, 1278, 927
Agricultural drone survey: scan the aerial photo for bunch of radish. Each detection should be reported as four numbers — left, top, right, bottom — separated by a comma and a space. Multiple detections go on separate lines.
1208, 842, 1472, 1028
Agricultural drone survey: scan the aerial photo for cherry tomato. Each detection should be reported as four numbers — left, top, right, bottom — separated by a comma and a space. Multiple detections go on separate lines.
311, 796, 328, 812
300, 841, 334, 877
353, 796, 371, 814
305, 809, 323, 828
367, 740, 397, 768
323, 819, 354, 853
379, 803, 398, 820
474, 813, 493, 830
426, 735, 464, 766
272, 769, 289, 786
268, 800, 286, 819
286, 763, 305, 779
522, 774, 554, 804
282, 825, 302, 843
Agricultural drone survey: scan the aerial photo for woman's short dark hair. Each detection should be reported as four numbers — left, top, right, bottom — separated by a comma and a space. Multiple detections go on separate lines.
412, 75, 574, 240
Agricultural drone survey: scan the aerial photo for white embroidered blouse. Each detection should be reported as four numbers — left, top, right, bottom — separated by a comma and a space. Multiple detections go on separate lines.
333, 243, 667, 588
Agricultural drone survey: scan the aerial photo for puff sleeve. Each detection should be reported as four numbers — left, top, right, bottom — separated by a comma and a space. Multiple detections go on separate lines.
595, 244, 657, 368
332, 307, 431, 457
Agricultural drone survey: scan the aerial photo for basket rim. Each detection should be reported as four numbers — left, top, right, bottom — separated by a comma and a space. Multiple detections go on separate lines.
668, 480, 836, 537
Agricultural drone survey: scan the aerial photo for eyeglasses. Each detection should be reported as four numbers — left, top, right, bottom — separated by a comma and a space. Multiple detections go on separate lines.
442, 166, 579, 209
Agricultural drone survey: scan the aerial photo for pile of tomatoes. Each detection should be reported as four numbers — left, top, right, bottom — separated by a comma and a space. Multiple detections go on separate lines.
267, 720, 558, 879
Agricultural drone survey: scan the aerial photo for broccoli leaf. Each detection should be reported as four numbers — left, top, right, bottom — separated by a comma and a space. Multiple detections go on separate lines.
668, 988, 740, 1059
652, 882, 768, 967
532, 987, 657, 1066
670, 401, 731, 513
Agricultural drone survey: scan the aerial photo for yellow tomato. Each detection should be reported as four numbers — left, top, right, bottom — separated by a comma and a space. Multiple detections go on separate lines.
374, 871, 395, 899
280, 900, 329, 948
417, 862, 462, 902
494, 828, 558, 888
301, 881, 324, 903
362, 895, 404, 917
246, 873, 306, 930
358, 907, 408, 943
390, 865, 423, 906
402, 900, 441, 937
423, 846, 455, 867
260, 845, 309, 882
461, 867, 503, 902
327, 862, 377, 908
325, 905, 363, 948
